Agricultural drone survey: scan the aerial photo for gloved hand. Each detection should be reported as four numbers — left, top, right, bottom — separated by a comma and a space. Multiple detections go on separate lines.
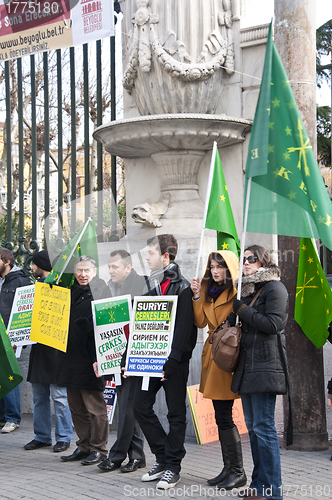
163, 358, 180, 379
233, 298, 245, 314
74, 317, 92, 332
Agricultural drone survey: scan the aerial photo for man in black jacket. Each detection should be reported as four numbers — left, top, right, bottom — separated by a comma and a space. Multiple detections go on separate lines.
98, 250, 146, 473
59, 256, 109, 466
0, 248, 31, 434
24, 250, 73, 452
132, 234, 197, 490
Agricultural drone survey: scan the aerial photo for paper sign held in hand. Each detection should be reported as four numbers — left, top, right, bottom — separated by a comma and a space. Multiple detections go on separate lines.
30, 282, 70, 352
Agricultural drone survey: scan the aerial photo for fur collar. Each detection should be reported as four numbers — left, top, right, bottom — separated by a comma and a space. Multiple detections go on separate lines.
236, 267, 280, 297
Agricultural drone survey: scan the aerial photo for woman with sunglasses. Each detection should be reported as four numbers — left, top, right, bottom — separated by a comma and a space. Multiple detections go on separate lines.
230, 245, 289, 500
191, 251, 247, 491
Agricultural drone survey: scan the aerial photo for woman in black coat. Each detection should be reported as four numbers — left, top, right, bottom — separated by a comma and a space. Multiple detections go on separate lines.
230, 245, 288, 500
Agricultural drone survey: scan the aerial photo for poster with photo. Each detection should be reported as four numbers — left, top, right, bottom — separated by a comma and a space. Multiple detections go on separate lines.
124, 296, 178, 378
92, 295, 131, 376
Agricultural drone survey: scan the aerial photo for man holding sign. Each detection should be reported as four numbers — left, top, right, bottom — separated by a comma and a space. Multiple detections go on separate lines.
0, 248, 31, 434
98, 250, 147, 473
58, 256, 110, 466
133, 235, 197, 490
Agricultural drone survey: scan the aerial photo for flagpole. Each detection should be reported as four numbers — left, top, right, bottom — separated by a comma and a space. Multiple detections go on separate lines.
195, 141, 217, 278
56, 217, 92, 285
237, 177, 252, 299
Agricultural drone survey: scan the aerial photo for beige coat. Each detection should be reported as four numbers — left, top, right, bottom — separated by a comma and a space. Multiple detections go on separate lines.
193, 250, 240, 400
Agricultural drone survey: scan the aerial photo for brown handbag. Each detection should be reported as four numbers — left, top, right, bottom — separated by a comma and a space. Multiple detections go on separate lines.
209, 287, 264, 373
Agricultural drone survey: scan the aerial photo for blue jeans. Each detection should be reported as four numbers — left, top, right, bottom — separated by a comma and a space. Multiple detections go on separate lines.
241, 393, 283, 500
0, 385, 21, 424
32, 383, 73, 444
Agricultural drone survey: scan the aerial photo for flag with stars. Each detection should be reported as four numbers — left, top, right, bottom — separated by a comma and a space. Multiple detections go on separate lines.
45, 219, 99, 288
205, 147, 240, 257
294, 238, 332, 348
0, 315, 23, 400
245, 23, 332, 250
94, 298, 130, 327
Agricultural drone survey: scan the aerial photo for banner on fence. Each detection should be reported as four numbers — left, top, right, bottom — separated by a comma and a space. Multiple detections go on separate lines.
7, 284, 36, 346
0, 0, 114, 62
92, 294, 131, 377
124, 296, 178, 378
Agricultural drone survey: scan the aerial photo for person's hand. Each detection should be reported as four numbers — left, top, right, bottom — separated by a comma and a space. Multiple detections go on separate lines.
13, 344, 17, 353
328, 398, 332, 410
162, 358, 180, 380
121, 366, 129, 378
93, 362, 102, 378
233, 298, 245, 314
190, 278, 201, 299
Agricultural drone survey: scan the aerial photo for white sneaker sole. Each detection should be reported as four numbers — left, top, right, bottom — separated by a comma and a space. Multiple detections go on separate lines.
141, 470, 165, 482
156, 477, 181, 490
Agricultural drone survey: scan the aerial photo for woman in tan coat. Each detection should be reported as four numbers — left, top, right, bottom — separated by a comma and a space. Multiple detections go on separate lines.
191, 251, 246, 491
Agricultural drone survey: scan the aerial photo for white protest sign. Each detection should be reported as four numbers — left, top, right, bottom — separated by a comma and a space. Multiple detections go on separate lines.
92, 294, 131, 376
124, 296, 178, 377
7, 284, 36, 346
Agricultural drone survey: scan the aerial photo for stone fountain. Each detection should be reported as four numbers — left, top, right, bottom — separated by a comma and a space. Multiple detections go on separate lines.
94, 0, 253, 277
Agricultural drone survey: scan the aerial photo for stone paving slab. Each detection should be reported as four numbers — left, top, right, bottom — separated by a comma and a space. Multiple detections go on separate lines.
1, 415, 332, 500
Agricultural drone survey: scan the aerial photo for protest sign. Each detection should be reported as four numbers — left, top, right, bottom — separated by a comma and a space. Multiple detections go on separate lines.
7, 284, 36, 346
124, 296, 178, 377
0, 0, 114, 62
187, 385, 247, 444
103, 380, 117, 424
30, 282, 70, 352
92, 294, 131, 376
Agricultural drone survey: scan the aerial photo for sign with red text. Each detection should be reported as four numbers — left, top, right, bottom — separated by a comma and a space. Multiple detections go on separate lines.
7, 284, 36, 346
0, 0, 114, 62
103, 379, 117, 424
187, 385, 247, 444
92, 295, 131, 376
124, 296, 178, 378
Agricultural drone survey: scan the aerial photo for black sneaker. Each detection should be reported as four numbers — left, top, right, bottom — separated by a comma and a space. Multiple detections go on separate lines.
141, 462, 165, 482
156, 470, 180, 490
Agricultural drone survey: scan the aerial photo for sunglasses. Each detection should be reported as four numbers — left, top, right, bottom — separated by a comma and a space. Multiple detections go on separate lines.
243, 255, 258, 264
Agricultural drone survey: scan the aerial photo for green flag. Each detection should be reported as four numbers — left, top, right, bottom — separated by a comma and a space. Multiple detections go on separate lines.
94, 298, 130, 327
45, 219, 99, 288
205, 147, 240, 257
294, 238, 332, 348
0, 315, 23, 400
245, 23, 332, 250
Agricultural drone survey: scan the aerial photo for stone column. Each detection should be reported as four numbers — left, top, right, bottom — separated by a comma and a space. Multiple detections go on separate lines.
275, 0, 328, 451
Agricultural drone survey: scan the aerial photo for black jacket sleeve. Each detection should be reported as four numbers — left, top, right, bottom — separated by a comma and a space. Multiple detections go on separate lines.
169, 287, 196, 362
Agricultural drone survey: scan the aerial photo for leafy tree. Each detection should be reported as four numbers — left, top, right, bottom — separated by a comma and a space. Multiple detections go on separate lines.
316, 20, 332, 166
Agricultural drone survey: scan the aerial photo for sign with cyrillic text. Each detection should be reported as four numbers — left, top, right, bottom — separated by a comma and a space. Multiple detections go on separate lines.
124, 296, 178, 377
7, 284, 36, 346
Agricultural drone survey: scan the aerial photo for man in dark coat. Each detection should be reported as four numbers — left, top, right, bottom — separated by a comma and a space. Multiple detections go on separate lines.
133, 234, 197, 490
24, 250, 73, 452
98, 250, 146, 474
0, 247, 31, 434
59, 255, 110, 465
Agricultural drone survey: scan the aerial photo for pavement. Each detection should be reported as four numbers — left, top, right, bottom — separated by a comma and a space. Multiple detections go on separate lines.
1, 414, 332, 500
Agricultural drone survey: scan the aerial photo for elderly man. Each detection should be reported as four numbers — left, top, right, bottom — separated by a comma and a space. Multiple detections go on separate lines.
59, 255, 110, 465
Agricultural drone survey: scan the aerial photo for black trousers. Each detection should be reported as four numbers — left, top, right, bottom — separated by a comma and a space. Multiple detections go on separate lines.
108, 376, 145, 463
212, 399, 235, 431
133, 360, 189, 474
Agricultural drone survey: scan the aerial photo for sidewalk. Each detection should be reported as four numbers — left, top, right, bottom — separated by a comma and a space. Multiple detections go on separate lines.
1, 414, 332, 500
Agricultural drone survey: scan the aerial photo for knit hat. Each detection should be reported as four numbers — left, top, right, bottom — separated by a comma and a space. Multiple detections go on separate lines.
32, 250, 52, 272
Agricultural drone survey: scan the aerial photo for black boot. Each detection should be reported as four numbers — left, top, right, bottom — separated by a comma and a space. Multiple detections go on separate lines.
207, 436, 230, 485
216, 427, 247, 491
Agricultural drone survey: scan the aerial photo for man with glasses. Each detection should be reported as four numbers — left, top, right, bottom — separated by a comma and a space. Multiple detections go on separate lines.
59, 256, 110, 466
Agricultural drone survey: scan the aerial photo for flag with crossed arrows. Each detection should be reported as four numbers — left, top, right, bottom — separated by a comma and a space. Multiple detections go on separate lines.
244, 23, 332, 250
294, 238, 332, 348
